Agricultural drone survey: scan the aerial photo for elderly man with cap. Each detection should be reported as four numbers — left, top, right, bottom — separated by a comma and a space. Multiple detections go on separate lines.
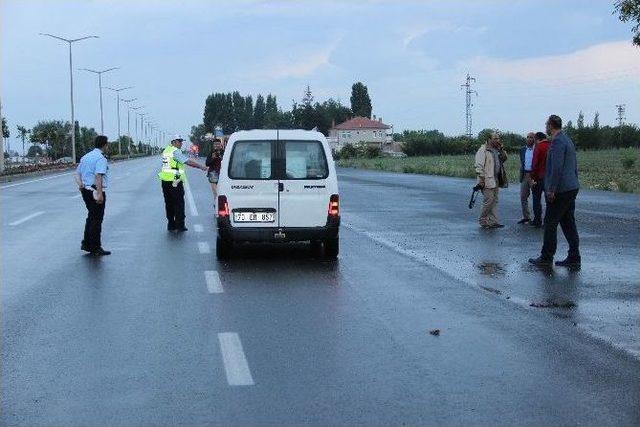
159, 135, 208, 232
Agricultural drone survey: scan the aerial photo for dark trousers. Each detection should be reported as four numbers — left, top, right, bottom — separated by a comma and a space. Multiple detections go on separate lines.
541, 189, 580, 260
81, 188, 106, 250
532, 179, 545, 223
161, 180, 185, 228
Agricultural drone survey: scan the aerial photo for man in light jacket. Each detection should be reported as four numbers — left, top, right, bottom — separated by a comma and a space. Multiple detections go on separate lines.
474, 132, 508, 229
529, 115, 580, 267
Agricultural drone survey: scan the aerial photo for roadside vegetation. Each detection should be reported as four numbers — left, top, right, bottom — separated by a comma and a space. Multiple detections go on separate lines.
338, 148, 640, 194
337, 109, 640, 194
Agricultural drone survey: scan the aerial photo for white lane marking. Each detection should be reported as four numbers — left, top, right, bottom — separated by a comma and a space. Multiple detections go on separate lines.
194, 224, 204, 232
218, 333, 254, 386
205, 270, 223, 293
71, 193, 82, 199
198, 242, 211, 254
9, 211, 45, 226
184, 179, 199, 217
0, 172, 75, 189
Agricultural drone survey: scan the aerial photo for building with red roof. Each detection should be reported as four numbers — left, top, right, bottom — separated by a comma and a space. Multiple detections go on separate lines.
329, 115, 393, 151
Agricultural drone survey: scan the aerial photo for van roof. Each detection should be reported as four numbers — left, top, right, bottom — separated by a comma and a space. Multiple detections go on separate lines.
228, 129, 326, 142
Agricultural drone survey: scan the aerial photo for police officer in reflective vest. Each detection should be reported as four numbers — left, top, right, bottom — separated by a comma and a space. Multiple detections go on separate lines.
159, 135, 208, 232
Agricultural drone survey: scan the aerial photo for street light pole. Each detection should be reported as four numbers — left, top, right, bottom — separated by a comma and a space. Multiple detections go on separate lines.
0, 96, 4, 173
40, 33, 98, 164
122, 98, 137, 157
105, 86, 133, 156
79, 67, 119, 134
131, 106, 143, 148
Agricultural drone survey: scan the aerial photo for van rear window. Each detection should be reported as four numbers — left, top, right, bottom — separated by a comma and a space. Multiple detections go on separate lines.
228, 141, 273, 180
284, 141, 328, 180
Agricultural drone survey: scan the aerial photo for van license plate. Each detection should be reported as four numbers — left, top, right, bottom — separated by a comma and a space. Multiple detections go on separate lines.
233, 212, 275, 223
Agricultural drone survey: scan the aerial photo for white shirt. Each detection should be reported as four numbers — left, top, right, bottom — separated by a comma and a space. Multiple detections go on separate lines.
524, 146, 534, 171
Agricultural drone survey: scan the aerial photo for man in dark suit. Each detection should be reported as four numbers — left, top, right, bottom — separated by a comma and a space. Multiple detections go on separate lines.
529, 115, 580, 267
518, 133, 535, 224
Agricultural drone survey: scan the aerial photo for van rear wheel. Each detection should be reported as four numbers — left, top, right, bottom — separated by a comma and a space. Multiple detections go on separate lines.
216, 236, 232, 260
324, 237, 339, 259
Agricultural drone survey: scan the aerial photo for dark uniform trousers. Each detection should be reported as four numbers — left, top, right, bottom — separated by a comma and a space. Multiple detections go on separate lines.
531, 179, 545, 224
541, 189, 580, 260
81, 188, 106, 250
161, 180, 185, 229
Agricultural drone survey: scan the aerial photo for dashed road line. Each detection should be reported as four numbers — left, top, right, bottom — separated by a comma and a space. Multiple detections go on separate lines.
184, 179, 199, 217
9, 211, 45, 226
198, 241, 211, 254
194, 224, 204, 232
218, 333, 254, 386
205, 270, 223, 293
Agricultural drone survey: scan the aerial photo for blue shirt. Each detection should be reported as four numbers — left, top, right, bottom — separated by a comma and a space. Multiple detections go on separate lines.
173, 149, 189, 164
77, 148, 109, 188
544, 131, 579, 193
524, 146, 534, 171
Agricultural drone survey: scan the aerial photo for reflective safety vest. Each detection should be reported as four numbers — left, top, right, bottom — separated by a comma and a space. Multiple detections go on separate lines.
158, 145, 186, 182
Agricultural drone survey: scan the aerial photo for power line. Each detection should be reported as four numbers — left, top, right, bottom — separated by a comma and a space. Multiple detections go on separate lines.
461, 73, 477, 137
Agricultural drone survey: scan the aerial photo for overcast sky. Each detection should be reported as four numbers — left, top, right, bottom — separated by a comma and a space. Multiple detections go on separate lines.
2, 0, 639, 147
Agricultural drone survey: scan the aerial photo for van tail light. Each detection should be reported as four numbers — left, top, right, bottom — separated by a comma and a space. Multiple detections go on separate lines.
328, 194, 340, 216
218, 195, 230, 217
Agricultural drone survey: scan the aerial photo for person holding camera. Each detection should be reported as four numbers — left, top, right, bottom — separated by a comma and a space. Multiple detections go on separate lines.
474, 132, 508, 229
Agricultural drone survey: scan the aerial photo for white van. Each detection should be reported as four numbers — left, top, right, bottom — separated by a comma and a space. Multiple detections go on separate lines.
215, 130, 340, 259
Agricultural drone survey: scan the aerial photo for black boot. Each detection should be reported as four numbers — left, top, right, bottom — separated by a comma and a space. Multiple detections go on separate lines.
529, 256, 552, 266
555, 256, 581, 267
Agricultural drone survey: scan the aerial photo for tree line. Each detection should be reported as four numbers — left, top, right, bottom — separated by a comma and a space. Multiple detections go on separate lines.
191, 82, 373, 150
3, 119, 156, 160
389, 112, 640, 158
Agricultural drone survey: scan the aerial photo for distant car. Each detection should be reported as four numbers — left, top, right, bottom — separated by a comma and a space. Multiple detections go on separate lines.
215, 129, 340, 260
55, 157, 74, 164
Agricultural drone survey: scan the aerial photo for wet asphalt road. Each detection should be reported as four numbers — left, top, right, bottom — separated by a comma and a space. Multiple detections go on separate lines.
1, 158, 639, 426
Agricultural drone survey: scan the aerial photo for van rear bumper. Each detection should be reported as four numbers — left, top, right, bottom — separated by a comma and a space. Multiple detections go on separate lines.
217, 217, 339, 243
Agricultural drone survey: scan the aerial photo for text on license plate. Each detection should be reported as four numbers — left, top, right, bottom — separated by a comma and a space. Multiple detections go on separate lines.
233, 212, 275, 222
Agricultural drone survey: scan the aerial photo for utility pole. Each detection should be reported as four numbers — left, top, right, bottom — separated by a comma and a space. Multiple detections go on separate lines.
0, 96, 5, 173
105, 86, 133, 155
39, 33, 98, 164
122, 98, 137, 157
461, 73, 477, 138
80, 67, 119, 134
616, 104, 626, 127
616, 104, 626, 145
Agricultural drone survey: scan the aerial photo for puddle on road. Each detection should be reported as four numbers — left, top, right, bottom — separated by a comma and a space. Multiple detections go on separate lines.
477, 262, 506, 277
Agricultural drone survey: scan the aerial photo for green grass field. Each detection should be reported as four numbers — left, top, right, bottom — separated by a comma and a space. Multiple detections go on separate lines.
337, 148, 640, 194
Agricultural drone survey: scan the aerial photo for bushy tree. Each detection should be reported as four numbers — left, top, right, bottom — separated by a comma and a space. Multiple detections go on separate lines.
27, 145, 43, 157
339, 143, 358, 159
2, 117, 9, 138
254, 94, 265, 129
615, 0, 640, 46
17, 125, 30, 155
30, 120, 71, 159
350, 82, 372, 118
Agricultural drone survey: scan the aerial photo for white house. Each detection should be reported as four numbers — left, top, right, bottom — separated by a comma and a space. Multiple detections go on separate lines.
328, 116, 392, 151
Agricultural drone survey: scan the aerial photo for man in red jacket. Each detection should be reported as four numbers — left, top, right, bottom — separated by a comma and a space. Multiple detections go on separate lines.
530, 132, 550, 227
